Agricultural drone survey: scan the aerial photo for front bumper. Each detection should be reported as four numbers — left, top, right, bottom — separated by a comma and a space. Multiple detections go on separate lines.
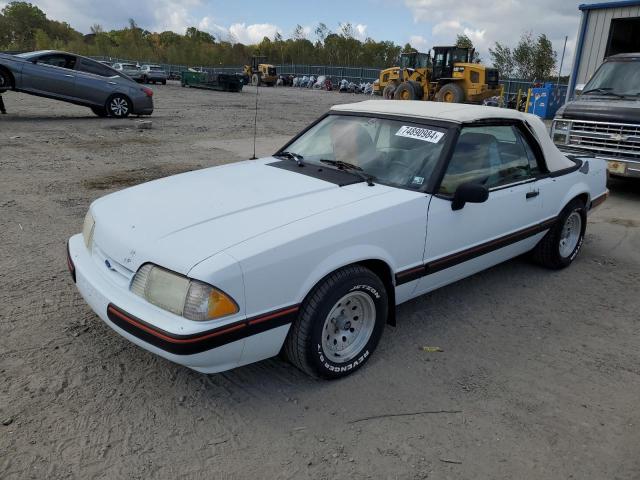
66, 234, 296, 373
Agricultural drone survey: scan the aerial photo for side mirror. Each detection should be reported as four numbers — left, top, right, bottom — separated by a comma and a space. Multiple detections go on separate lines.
574, 83, 585, 96
451, 183, 489, 211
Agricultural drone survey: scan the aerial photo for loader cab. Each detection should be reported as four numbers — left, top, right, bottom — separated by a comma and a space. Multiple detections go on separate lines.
432, 46, 473, 81
251, 55, 267, 71
399, 52, 431, 70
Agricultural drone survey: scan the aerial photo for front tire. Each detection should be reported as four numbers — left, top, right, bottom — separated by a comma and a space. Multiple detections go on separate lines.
532, 199, 587, 269
284, 265, 387, 379
251, 74, 260, 86
106, 94, 132, 118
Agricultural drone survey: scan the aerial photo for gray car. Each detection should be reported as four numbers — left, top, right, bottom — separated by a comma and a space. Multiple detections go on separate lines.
0, 50, 154, 117
112, 62, 145, 83
140, 65, 168, 84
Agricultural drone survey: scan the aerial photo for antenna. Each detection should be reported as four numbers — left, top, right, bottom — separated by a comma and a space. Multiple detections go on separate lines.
251, 80, 259, 160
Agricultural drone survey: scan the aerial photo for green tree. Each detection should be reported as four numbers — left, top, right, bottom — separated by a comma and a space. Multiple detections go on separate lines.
0, 1, 47, 49
492, 32, 557, 80
455, 34, 481, 62
488, 41, 515, 78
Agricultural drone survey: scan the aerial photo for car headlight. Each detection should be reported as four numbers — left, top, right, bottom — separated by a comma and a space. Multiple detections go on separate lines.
130, 264, 239, 321
82, 211, 95, 249
553, 120, 569, 131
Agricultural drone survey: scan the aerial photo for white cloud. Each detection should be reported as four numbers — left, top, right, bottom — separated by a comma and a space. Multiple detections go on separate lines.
354, 24, 368, 41
404, 0, 580, 69
409, 34, 429, 51
228, 22, 280, 44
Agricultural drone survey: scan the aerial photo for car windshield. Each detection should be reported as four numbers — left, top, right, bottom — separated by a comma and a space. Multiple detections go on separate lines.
281, 115, 449, 189
150, 66, 164, 71
122, 64, 138, 69
583, 60, 640, 96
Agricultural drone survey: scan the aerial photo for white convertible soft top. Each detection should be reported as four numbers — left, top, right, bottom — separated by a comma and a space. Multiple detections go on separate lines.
331, 100, 575, 172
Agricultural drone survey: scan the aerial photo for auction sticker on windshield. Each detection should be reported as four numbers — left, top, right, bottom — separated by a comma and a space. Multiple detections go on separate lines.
395, 126, 444, 144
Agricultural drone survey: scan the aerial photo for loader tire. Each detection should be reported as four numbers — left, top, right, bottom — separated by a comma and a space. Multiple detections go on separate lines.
408, 80, 424, 99
251, 74, 260, 86
382, 83, 396, 99
393, 82, 417, 101
436, 83, 465, 103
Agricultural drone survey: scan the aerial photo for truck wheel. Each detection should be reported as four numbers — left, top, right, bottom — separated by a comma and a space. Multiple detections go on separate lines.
251, 74, 260, 86
284, 265, 387, 379
393, 82, 417, 100
106, 94, 132, 118
532, 199, 587, 269
436, 83, 465, 103
382, 83, 396, 99
162, 80, 166, 85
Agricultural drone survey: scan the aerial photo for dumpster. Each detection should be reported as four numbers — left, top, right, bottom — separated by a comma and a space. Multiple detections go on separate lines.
181, 71, 243, 92
527, 82, 567, 119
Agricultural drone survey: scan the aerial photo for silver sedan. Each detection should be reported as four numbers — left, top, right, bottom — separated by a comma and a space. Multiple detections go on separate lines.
0, 50, 154, 117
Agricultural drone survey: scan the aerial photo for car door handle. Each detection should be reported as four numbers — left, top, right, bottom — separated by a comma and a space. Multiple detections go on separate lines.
64, 74, 74, 77
108, 81, 117, 85
526, 190, 540, 199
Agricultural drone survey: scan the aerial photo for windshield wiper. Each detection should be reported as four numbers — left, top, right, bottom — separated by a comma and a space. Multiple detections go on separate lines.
274, 151, 304, 166
582, 87, 625, 98
319, 159, 376, 186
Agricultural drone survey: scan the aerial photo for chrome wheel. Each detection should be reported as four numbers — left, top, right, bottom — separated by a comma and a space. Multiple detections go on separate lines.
109, 97, 129, 117
559, 211, 582, 258
321, 291, 376, 364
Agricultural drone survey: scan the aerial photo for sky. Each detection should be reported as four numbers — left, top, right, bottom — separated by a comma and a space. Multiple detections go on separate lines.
4, 0, 602, 73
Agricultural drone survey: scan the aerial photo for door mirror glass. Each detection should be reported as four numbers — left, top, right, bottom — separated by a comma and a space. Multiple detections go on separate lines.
452, 183, 489, 210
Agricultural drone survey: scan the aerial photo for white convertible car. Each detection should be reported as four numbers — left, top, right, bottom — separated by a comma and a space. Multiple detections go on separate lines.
67, 101, 608, 378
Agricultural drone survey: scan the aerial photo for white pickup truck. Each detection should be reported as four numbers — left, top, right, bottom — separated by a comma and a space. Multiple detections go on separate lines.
68, 101, 608, 379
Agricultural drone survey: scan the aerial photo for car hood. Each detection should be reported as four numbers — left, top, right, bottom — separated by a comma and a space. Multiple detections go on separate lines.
91, 158, 390, 274
558, 96, 640, 123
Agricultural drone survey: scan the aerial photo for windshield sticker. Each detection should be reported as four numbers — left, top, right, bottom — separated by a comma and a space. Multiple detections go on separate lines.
395, 126, 444, 144
411, 176, 424, 185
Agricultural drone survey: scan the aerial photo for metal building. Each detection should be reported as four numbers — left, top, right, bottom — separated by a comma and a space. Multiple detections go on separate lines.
568, 1, 640, 98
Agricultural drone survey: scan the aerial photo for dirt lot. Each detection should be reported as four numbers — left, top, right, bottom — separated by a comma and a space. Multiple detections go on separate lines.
1, 83, 639, 480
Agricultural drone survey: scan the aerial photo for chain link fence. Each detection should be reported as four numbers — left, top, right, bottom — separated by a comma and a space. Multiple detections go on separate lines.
91, 56, 568, 104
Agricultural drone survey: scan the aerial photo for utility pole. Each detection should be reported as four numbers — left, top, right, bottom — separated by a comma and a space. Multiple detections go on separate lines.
557, 35, 568, 88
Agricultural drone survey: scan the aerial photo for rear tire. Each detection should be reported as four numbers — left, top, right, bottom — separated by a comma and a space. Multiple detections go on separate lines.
393, 82, 417, 100
532, 199, 587, 269
284, 265, 387, 379
90, 106, 108, 117
0, 67, 13, 90
106, 94, 132, 118
436, 83, 465, 103
251, 74, 260, 86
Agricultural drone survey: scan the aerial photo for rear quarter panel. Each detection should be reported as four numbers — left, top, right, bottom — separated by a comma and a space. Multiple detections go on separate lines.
538, 157, 607, 219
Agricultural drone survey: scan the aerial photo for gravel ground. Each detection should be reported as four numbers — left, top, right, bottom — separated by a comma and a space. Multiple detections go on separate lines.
1, 83, 639, 480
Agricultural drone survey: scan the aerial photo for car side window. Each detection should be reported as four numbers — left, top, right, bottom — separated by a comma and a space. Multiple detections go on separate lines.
78, 58, 115, 77
438, 125, 534, 196
37, 54, 77, 70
